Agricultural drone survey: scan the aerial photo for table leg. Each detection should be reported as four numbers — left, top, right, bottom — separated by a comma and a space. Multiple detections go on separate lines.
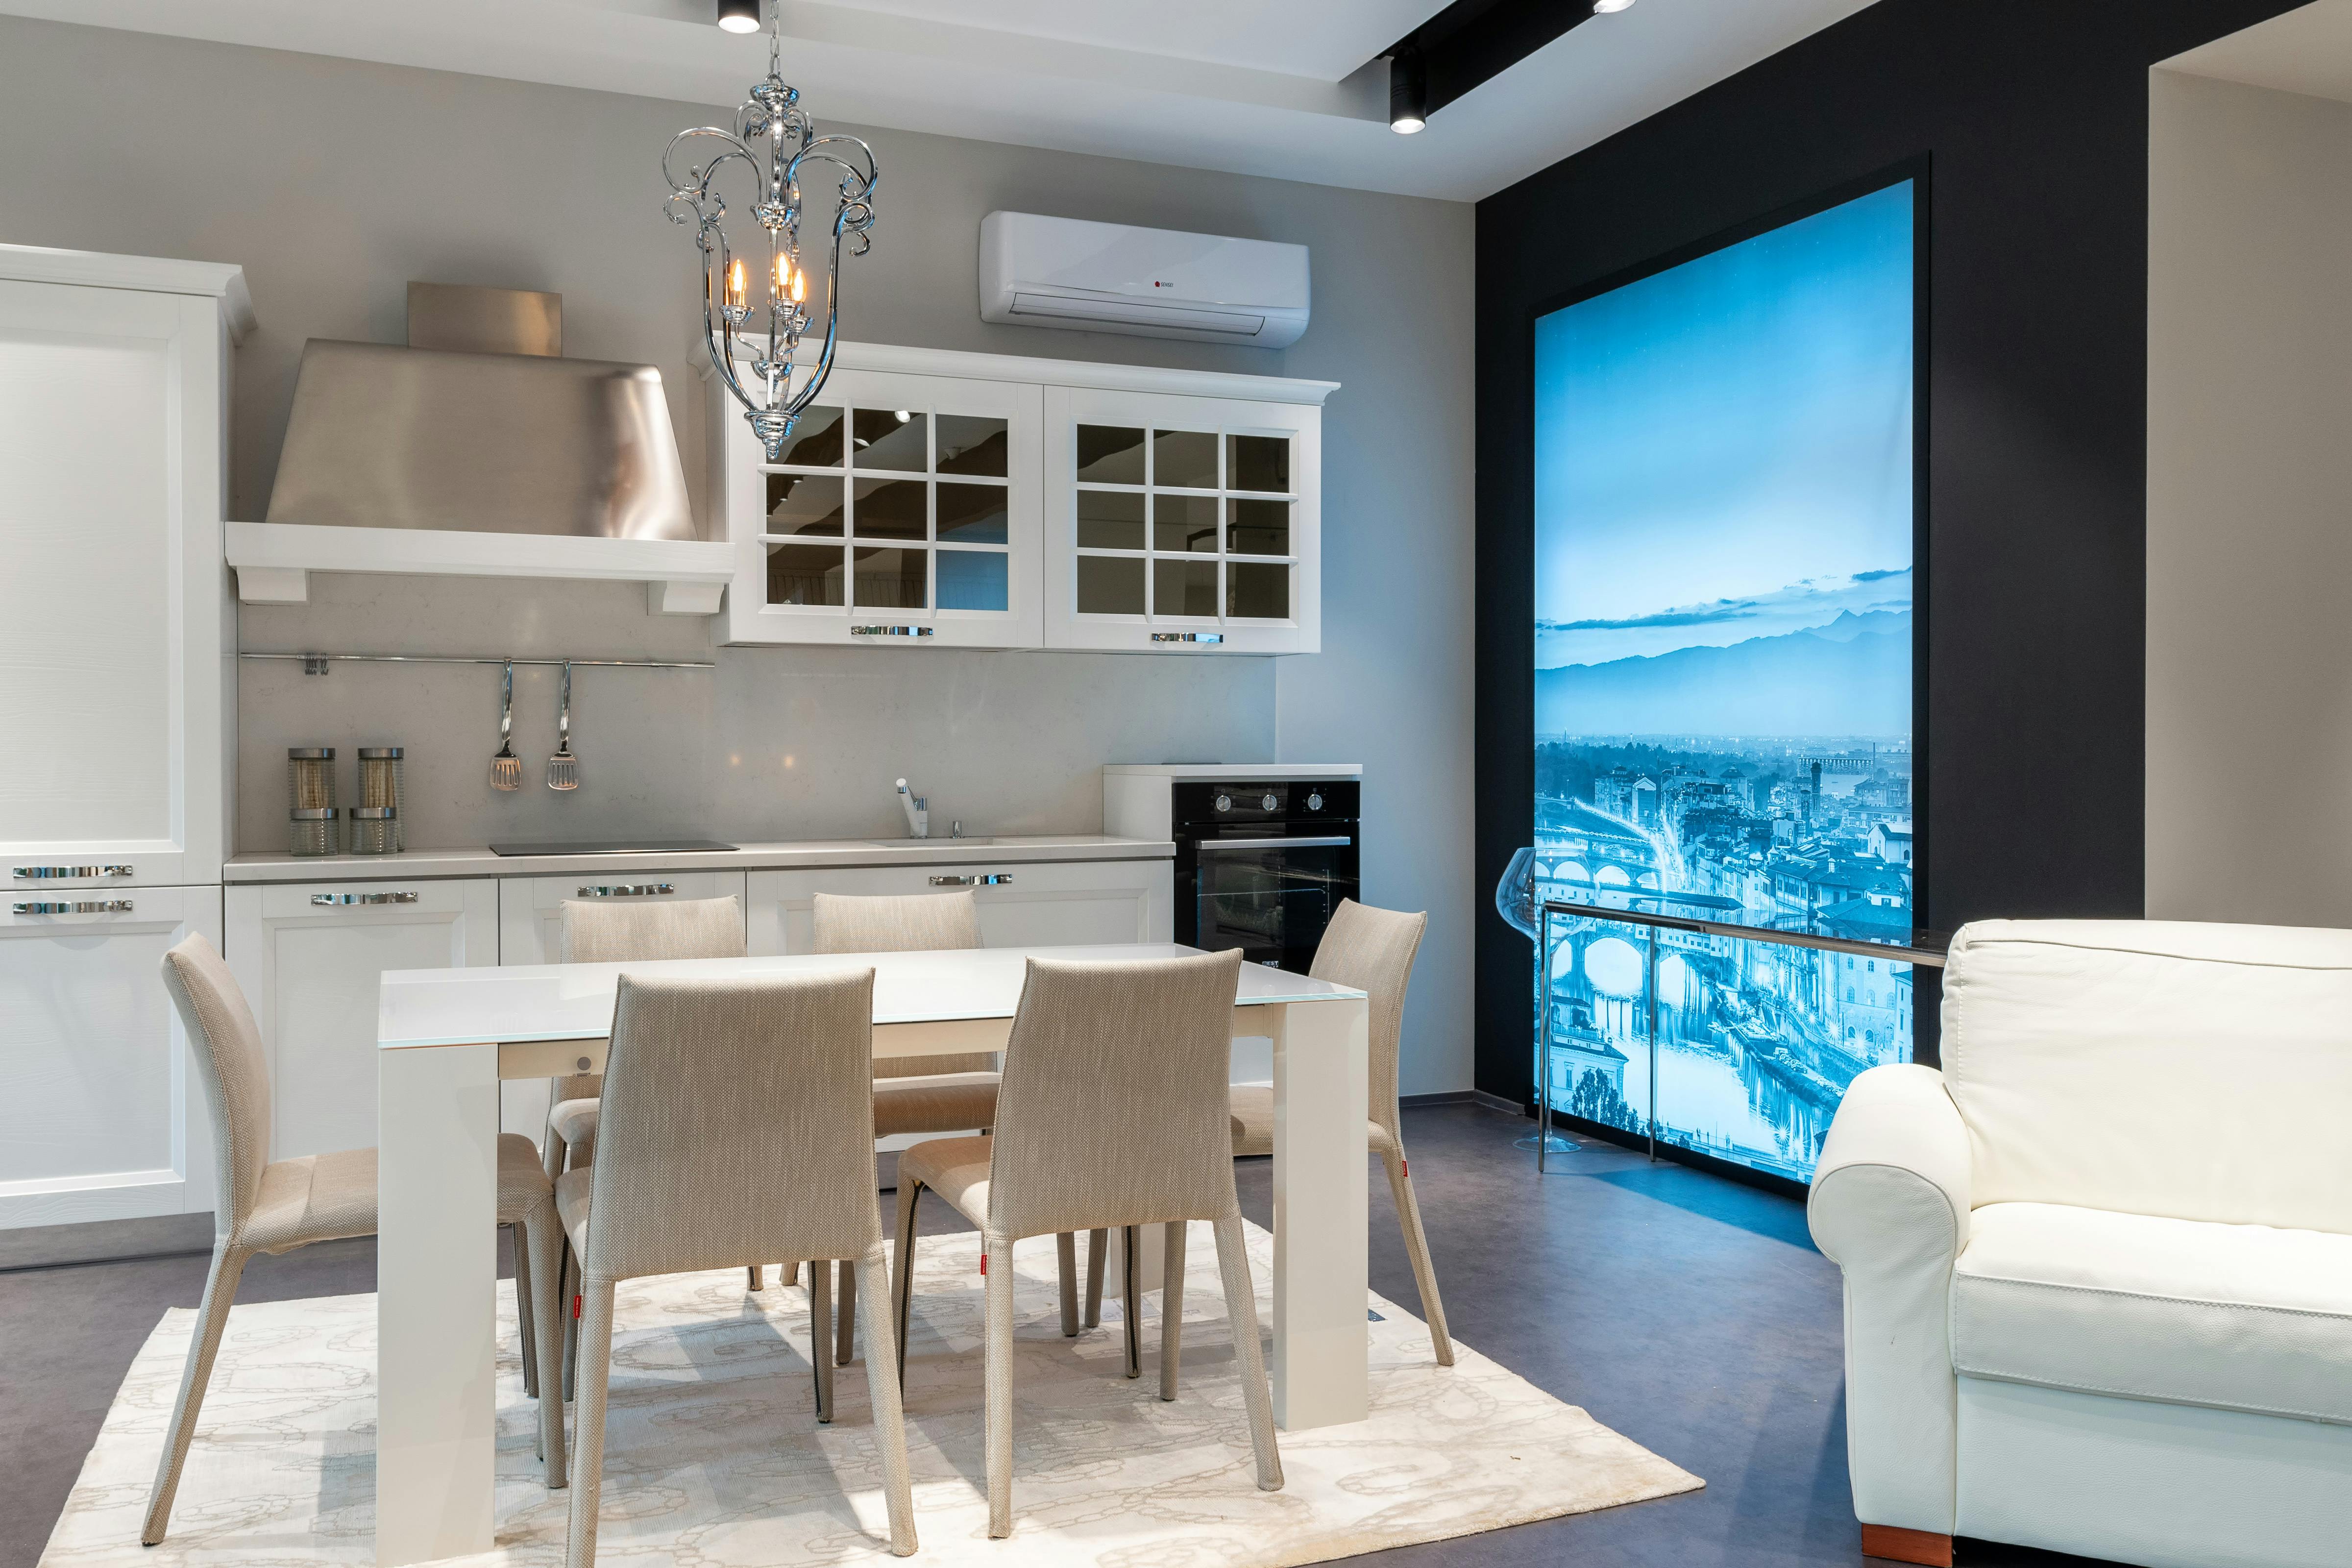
377, 1041, 499, 1566
1271, 996, 1369, 1430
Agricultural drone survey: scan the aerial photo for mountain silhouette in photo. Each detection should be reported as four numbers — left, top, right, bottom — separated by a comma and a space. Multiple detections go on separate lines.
1538, 610, 1911, 735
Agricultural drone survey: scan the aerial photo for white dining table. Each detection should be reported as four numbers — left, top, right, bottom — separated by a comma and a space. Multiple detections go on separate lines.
372, 942, 1370, 1567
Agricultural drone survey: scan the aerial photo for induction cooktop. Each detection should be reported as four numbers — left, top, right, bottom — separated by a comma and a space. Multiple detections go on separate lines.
489, 838, 739, 857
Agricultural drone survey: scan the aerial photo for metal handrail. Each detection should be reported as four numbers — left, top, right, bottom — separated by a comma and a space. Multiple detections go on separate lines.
1533, 897, 1945, 1174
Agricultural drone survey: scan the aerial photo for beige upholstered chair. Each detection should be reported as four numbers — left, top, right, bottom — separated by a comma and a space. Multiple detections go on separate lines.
892, 949, 1282, 1538
1229, 900, 1451, 1365
145, 935, 566, 1545
557, 968, 917, 1564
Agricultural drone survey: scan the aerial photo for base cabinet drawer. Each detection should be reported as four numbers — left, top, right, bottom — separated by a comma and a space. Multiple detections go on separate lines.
224, 879, 497, 1162
745, 859, 1172, 956
0, 885, 222, 1229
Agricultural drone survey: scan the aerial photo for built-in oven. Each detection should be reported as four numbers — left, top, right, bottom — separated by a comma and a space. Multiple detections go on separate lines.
1173, 781, 1360, 972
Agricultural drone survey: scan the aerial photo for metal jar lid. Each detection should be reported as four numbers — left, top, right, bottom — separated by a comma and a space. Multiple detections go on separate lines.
357, 747, 404, 760
288, 747, 336, 760
348, 806, 396, 819
290, 806, 341, 820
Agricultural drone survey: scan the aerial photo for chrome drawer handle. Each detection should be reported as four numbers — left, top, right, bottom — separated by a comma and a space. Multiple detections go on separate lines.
929, 873, 1012, 886
310, 891, 420, 906
1151, 632, 1224, 644
576, 883, 674, 898
1196, 835, 1354, 851
13, 864, 134, 880
851, 625, 936, 638
15, 900, 134, 914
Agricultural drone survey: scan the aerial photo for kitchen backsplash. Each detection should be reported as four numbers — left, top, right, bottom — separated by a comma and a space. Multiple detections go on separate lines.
234, 572, 1274, 854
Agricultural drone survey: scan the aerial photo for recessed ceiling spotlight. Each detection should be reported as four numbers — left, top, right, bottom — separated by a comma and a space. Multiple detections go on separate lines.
1389, 53, 1427, 135
717, 0, 761, 33
1592, 0, 1637, 12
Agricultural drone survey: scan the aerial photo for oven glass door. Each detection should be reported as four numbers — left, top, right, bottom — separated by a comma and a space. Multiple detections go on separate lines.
1192, 835, 1355, 971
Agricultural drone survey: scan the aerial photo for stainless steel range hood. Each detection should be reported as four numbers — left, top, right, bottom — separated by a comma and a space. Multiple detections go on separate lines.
263, 284, 695, 541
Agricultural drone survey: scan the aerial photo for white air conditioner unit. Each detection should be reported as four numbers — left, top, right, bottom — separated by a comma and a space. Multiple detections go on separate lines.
979, 211, 1309, 348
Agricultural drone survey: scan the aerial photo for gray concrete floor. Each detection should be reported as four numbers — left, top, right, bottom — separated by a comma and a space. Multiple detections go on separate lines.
0, 1104, 2108, 1568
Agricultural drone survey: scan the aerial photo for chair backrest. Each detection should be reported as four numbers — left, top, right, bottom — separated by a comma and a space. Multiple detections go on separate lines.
159, 934, 271, 1241
559, 895, 746, 964
985, 949, 1243, 1239
812, 890, 990, 1078
1309, 900, 1425, 1145
1943, 918, 2352, 1234
582, 967, 883, 1280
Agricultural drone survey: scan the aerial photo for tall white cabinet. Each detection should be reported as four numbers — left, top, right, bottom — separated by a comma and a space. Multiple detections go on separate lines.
0, 245, 249, 1230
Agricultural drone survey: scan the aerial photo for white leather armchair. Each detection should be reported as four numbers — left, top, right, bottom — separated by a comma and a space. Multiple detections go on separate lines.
1809, 920, 2352, 1568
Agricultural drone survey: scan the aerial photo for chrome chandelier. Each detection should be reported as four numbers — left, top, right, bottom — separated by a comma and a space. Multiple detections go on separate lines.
665, 0, 878, 461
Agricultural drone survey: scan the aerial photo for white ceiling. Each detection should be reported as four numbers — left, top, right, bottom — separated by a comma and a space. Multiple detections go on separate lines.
2161, 0, 2352, 107
0, 0, 1881, 200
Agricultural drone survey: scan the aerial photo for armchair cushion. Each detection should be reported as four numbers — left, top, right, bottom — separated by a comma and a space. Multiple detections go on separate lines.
1954, 1201, 2352, 1426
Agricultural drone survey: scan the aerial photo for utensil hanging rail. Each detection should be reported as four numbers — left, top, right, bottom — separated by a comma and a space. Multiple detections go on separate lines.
239, 652, 716, 672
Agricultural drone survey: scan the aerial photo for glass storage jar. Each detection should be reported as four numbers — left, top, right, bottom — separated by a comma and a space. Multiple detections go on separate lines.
287, 747, 336, 813
347, 805, 398, 856
357, 748, 405, 853
290, 806, 341, 857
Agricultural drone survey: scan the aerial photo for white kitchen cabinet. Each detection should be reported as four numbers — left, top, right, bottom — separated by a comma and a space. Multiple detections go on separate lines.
0, 886, 222, 1227
744, 858, 1173, 956
223, 878, 497, 1161
0, 248, 248, 890
495, 871, 746, 1136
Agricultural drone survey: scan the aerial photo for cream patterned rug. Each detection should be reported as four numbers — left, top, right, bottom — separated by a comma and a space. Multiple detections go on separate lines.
41, 1220, 1701, 1566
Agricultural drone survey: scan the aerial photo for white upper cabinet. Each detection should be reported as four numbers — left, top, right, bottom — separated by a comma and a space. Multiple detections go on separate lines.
713, 343, 1332, 653
0, 247, 249, 887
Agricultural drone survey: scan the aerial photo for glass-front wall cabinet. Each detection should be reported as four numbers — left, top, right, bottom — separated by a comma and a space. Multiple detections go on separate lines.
716, 346, 1325, 652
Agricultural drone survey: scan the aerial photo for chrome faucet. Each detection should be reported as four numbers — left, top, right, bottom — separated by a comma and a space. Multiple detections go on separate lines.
895, 778, 930, 840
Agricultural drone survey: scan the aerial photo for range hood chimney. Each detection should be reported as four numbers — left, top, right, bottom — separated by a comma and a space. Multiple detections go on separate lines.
263, 282, 696, 541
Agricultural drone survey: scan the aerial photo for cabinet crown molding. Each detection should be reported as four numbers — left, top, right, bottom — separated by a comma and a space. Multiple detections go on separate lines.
0, 244, 255, 343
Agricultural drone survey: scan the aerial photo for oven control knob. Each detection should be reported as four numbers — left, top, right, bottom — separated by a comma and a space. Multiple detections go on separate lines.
1260, 792, 1278, 811
1306, 791, 1324, 811
1214, 793, 1232, 812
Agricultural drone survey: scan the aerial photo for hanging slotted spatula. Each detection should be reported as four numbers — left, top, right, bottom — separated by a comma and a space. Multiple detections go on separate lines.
490, 659, 522, 790
545, 660, 579, 791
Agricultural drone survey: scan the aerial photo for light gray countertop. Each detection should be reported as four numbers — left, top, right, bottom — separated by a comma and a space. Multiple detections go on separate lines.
223, 833, 1174, 883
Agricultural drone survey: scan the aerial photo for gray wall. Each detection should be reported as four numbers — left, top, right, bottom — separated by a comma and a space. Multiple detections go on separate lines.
0, 16, 1477, 1092
2146, 70, 2352, 926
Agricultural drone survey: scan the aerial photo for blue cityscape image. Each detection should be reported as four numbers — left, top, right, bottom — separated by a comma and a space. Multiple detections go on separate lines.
1526, 181, 1915, 1182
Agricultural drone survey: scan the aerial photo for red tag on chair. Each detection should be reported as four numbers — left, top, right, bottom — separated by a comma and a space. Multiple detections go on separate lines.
1401, 1160, 1408, 1177
572, 1294, 582, 1319
980, 1253, 988, 1276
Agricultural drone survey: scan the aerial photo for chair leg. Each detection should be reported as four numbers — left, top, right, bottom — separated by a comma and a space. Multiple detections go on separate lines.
561, 1238, 580, 1403
1159, 1220, 1187, 1401
891, 1181, 923, 1388
564, 1279, 619, 1568
1211, 1214, 1284, 1492
856, 1240, 920, 1557
836, 1259, 857, 1366
525, 1204, 569, 1486
1056, 1232, 1079, 1337
982, 1229, 1018, 1538
747, 1263, 762, 1292
541, 1127, 566, 1184
1120, 1225, 1141, 1379
810, 1258, 835, 1423
1083, 1228, 1106, 1328
1383, 1148, 1454, 1366
514, 1222, 539, 1403
141, 1241, 250, 1545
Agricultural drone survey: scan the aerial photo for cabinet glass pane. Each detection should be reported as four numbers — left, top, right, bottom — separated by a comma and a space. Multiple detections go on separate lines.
1153, 493, 1220, 553
1152, 428, 1218, 489
853, 408, 926, 471
852, 477, 927, 540
937, 548, 1009, 612
1226, 561, 1289, 619
766, 542, 846, 606
938, 415, 1009, 477
1077, 554, 1145, 614
852, 545, 926, 609
1077, 425, 1146, 484
938, 482, 1008, 543
764, 472, 845, 536
1226, 498, 1290, 556
1153, 559, 1219, 617
1227, 433, 1291, 493
776, 406, 844, 467
1077, 489, 1145, 549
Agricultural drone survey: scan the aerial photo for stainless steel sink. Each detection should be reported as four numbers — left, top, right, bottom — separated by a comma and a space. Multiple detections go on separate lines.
867, 837, 997, 848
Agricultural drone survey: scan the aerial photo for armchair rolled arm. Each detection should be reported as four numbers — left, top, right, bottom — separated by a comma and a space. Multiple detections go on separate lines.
1808, 1063, 1973, 1538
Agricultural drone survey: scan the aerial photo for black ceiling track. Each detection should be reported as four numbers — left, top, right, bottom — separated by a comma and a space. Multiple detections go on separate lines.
1386, 0, 1596, 120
